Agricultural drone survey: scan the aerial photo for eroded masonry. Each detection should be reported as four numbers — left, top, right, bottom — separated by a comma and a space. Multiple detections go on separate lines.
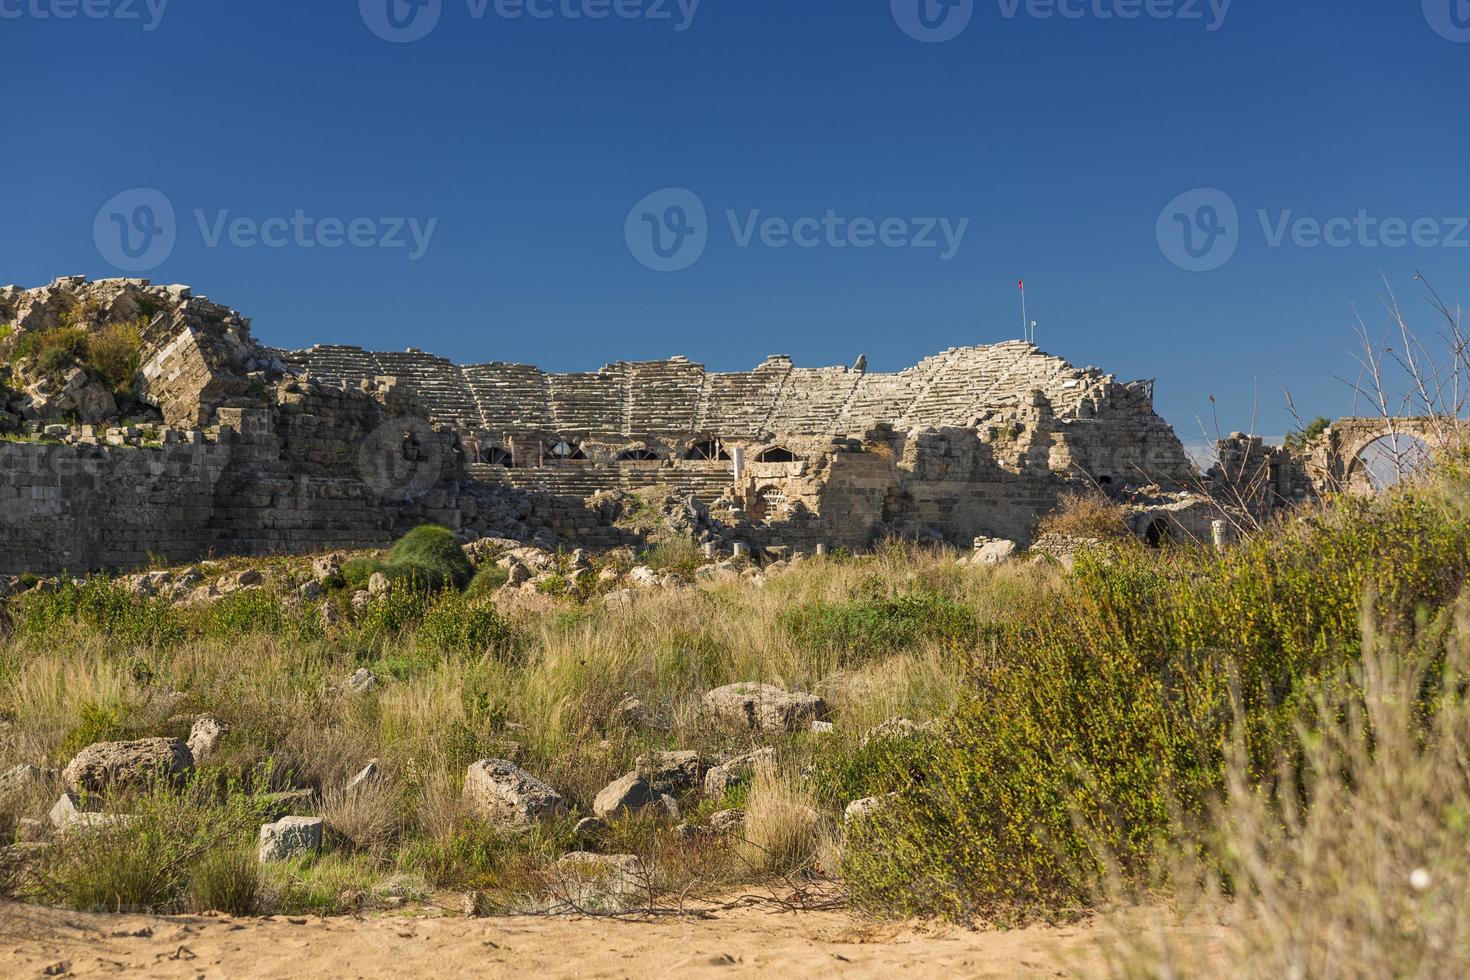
0, 277, 1381, 575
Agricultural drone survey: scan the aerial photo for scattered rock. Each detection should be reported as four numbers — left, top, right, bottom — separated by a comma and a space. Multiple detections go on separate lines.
462, 890, 493, 918
312, 554, 344, 583
628, 566, 661, 588
62, 738, 193, 794
47, 792, 126, 832
549, 852, 645, 912
573, 816, 607, 836
610, 694, 651, 730
319, 601, 344, 628
592, 773, 661, 820
634, 750, 705, 795
703, 683, 828, 734
0, 763, 47, 806
971, 537, 1018, 566
704, 748, 777, 797
343, 668, 379, 695
811, 720, 836, 735
367, 572, 390, 596
186, 715, 228, 764
462, 759, 565, 829
346, 760, 381, 792
860, 717, 925, 746
258, 815, 323, 862
708, 809, 746, 835
845, 794, 899, 823
217, 569, 264, 594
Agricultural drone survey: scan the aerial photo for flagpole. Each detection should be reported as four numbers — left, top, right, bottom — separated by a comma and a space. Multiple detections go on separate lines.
1019, 280, 1029, 343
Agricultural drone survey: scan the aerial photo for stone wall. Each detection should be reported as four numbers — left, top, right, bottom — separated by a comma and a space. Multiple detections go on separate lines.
0, 276, 1217, 571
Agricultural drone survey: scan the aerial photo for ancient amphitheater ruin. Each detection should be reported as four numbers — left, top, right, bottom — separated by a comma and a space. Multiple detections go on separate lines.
0, 277, 1413, 575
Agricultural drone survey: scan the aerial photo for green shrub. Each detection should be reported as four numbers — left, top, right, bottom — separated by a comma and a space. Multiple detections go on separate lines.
17, 579, 183, 650
467, 565, 509, 596
384, 525, 473, 590
198, 587, 321, 644
342, 556, 385, 590
413, 592, 514, 660
16, 326, 89, 379
782, 589, 978, 660
24, 777, 269, 913
186, 844, 261, 915
641, 537, 702, 574
843, 474, 1470, 920
87, 320, 144, 394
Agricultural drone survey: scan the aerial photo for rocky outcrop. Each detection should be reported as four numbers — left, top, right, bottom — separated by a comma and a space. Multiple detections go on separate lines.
258, 815, 323, 862
703, 683, 828, 735
62, 738, 193, 793
462, 759, 565, 829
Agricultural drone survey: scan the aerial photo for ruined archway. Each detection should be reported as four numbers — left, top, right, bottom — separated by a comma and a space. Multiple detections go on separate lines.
1308, 418, 1454, 494
1344, 433, 1432, 494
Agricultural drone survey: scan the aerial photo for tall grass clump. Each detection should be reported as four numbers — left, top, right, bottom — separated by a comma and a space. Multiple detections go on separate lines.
23, 776, 269, 913
845, 460, 1470, 920
1035, 491, 1131, 539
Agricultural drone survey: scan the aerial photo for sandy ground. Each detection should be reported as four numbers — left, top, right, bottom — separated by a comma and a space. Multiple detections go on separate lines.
2, 898, 1227, 979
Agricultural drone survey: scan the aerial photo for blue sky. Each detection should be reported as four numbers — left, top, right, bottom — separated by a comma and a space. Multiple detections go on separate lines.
3, 1, 1467, 440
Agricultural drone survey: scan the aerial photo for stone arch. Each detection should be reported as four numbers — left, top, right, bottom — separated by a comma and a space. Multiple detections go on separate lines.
482, 445, 513, 468
686, 439, 729, 461
757, 446, 800, 463
548, 438, 586, 461
1145, 517, 1171, 548
617, 447, 662, 462
1343, 433, 1432, 493
1309, 418, 1455, 493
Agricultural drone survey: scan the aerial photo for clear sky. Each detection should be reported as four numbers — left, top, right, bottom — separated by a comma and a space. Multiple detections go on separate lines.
3, 1, 1466, 441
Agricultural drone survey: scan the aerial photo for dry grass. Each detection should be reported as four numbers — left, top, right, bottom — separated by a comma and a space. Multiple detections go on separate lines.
0, 544, 998, 911
1036, 491, 1130, 539
736, 766, 833, 877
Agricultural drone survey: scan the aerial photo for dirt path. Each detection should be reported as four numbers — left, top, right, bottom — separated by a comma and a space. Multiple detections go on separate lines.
2, 899, 1225, 978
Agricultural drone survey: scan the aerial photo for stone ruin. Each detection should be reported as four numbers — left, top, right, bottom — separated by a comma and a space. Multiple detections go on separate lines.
0, 276, 1427, 575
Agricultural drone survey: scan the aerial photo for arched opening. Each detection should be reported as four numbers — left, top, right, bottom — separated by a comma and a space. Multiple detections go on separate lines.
1097, 475, 1113, 487
617, 447, 662, 462
757, 446, 799, 463
1145, 518, 1171, 549
1347, 433, 1431, 494
482, 445, 513, 468
686, 439, 730, 461
548, 439, 587, 462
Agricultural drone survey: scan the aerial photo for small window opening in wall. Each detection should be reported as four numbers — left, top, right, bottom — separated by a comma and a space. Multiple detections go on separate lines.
483, 446, 513, 468
1145, 518, 1171, 549
618, 448, 661, 461
1098, 475, 1113, 486
686, 440, 730, 461
549, 440, 586, 461
757, 446, 798, 463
